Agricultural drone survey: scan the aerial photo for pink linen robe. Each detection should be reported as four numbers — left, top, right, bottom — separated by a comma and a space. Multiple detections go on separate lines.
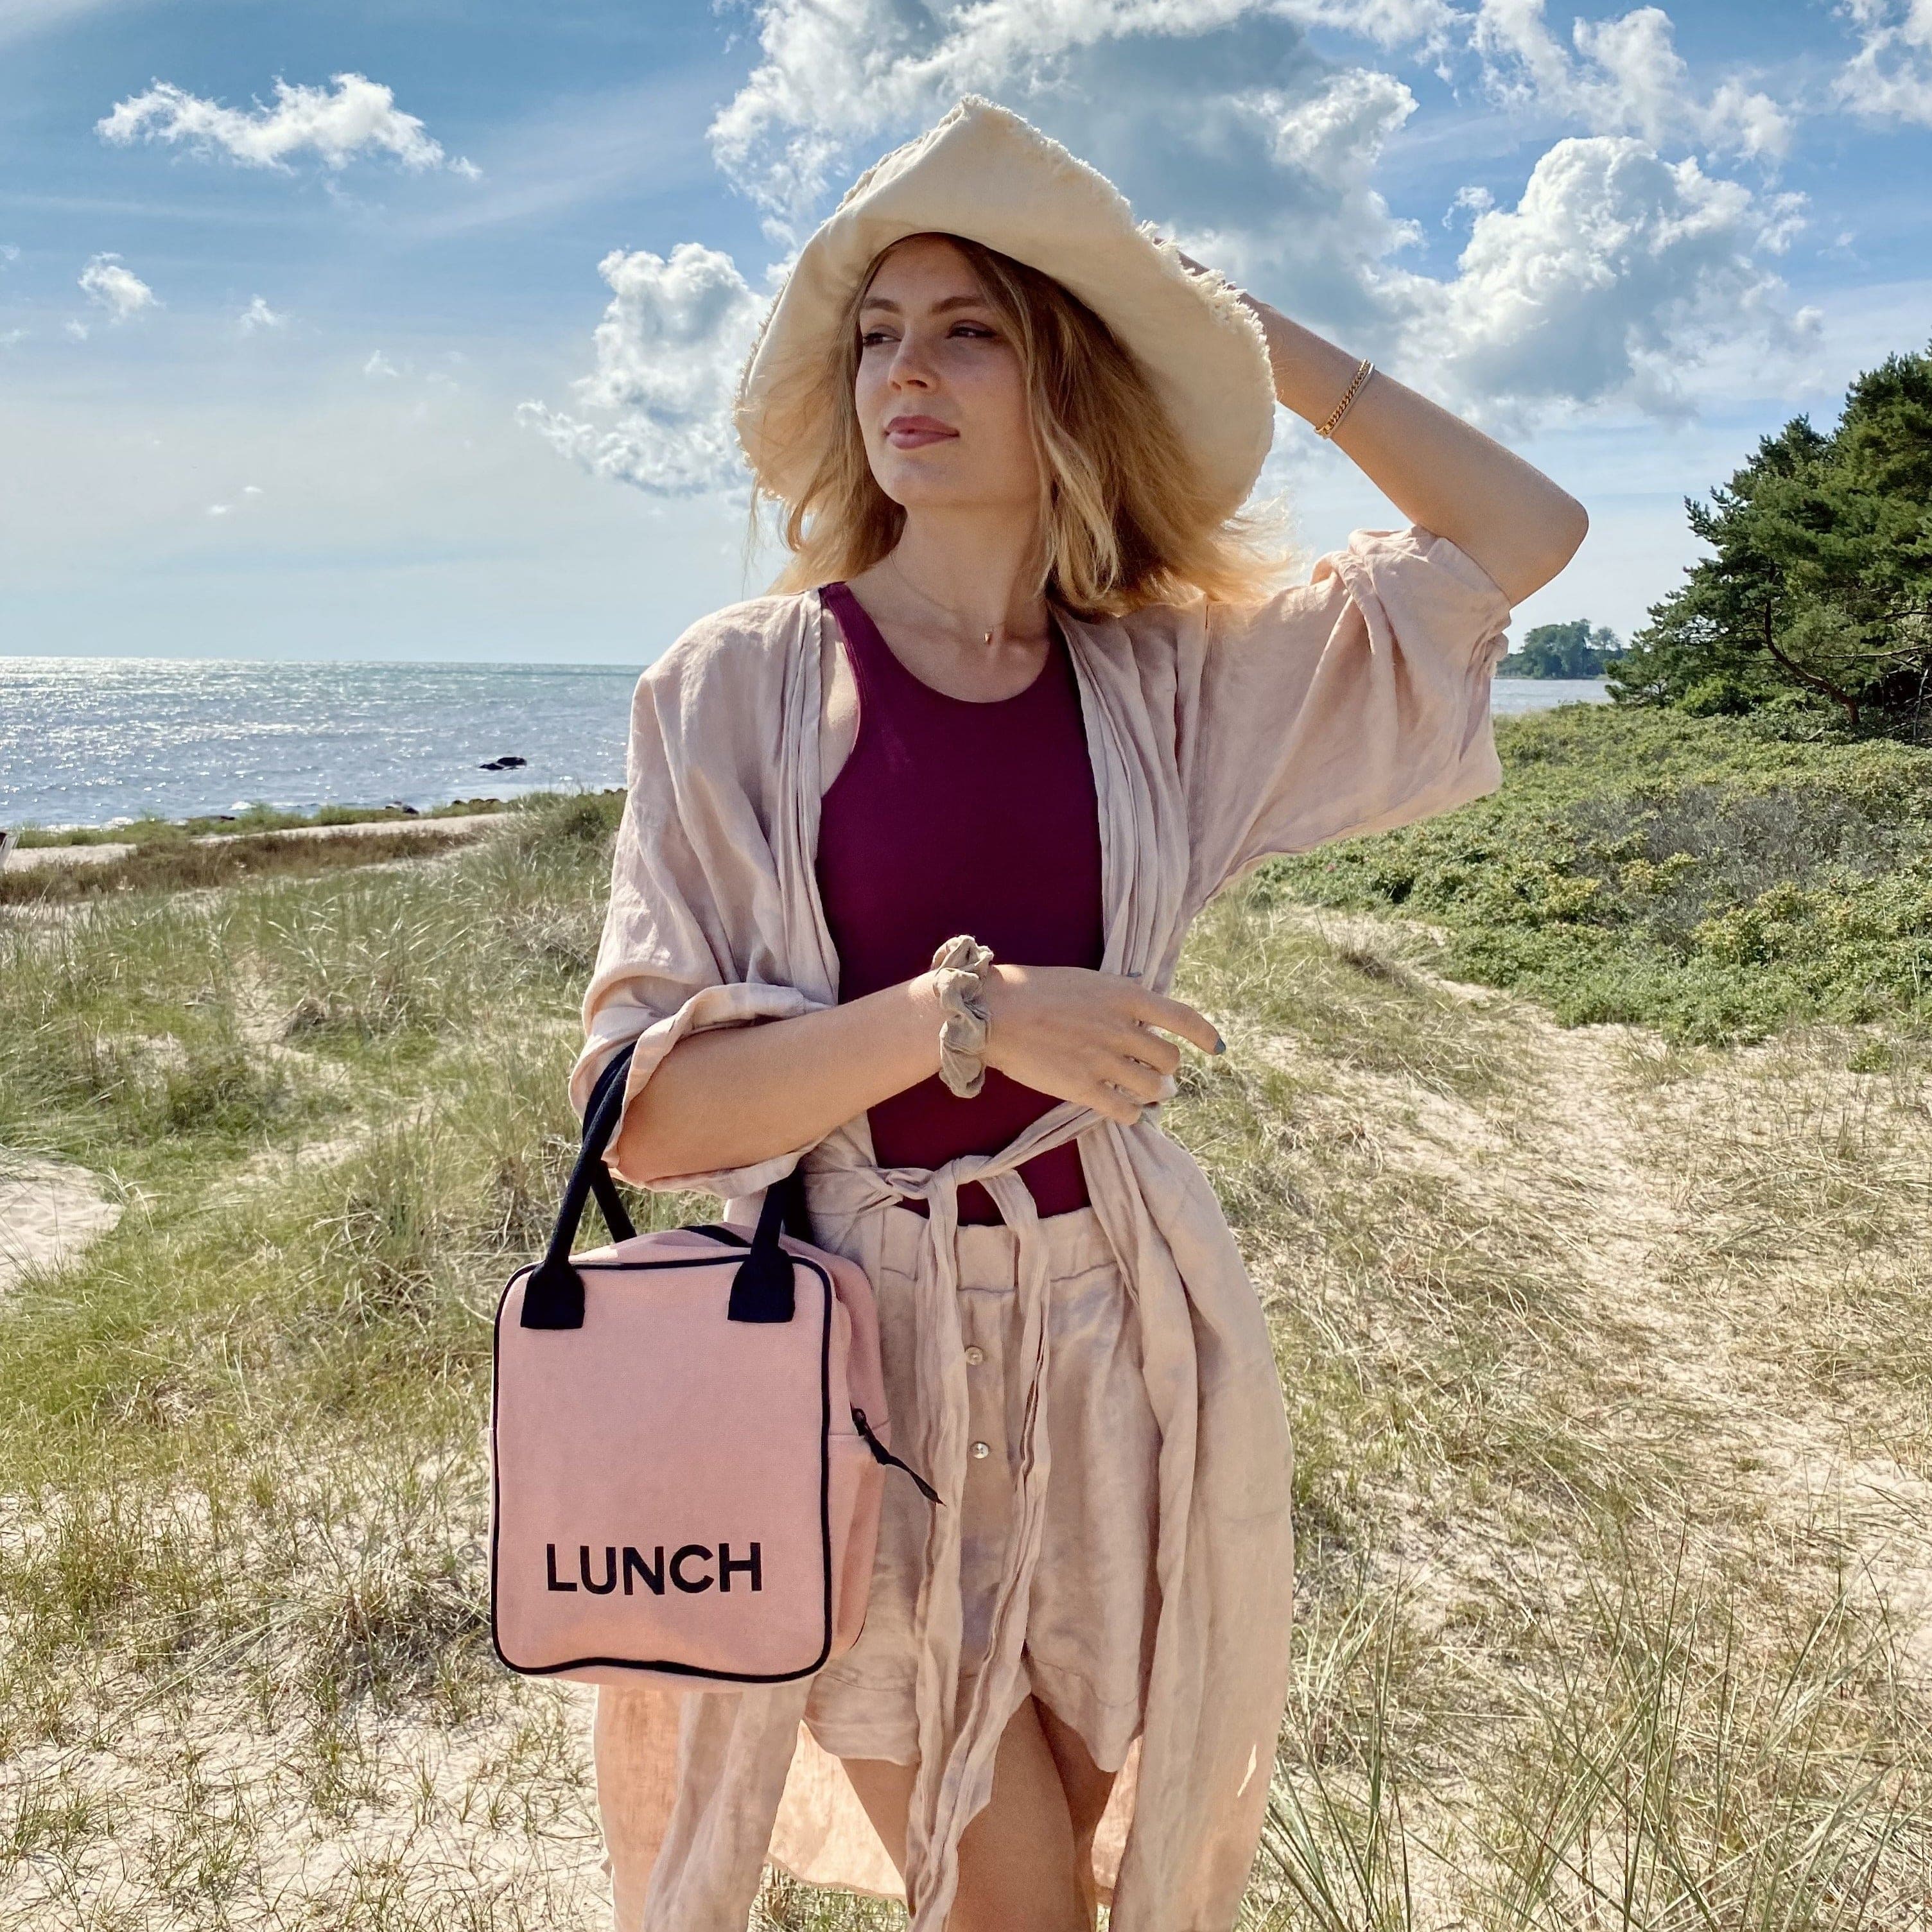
567, 525, 1513, 1931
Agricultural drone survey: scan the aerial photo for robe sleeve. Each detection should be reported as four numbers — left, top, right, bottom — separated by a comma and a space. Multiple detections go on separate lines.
567, 614, 835, 1201
1179, 523, 1512, 909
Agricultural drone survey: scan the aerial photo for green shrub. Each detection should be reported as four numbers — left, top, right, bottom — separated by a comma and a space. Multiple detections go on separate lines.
1263, 706, 1932, 1042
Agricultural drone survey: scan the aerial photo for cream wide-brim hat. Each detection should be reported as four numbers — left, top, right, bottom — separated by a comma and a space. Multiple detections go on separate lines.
733, 96, 1277, 521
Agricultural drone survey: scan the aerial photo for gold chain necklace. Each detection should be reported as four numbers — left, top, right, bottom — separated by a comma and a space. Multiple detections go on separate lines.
885, 550, 1006, 650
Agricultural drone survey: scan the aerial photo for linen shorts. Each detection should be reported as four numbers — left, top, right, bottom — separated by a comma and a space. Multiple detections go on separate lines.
800, 1198, 1162, 1775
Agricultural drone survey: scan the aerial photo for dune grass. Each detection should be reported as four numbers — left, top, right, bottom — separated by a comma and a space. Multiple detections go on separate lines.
3, 788, 1929, 1926
1176, 892, 1932, 1928
9, 794, 536, 849
0, 813, 552, 909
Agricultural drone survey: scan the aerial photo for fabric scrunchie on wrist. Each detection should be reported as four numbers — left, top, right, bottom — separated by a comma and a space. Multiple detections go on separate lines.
931, 934, 995, 1099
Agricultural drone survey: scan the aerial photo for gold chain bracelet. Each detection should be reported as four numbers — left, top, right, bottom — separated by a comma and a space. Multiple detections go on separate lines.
1316, 358, 1374, 440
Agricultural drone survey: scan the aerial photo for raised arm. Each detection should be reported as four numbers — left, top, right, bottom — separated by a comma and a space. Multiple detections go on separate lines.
1180, 256, 1587, 607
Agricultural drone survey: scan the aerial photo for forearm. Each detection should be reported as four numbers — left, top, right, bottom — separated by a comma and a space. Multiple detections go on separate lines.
609, 973, 945, 1186
1244, 300, 1587, 605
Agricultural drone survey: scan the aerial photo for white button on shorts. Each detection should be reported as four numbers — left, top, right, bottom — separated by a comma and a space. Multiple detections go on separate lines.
970, 1440, 991, 1459
964, 1345, 985, 1365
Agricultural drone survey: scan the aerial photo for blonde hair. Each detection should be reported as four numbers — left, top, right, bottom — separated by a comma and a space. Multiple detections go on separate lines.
759, 233, 1288, 618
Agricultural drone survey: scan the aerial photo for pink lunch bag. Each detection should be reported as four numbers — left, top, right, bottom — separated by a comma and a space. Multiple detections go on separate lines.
489, 1041, 941, 1689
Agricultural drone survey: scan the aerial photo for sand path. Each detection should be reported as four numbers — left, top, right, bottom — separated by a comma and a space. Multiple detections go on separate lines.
0, 1154, 123, 1292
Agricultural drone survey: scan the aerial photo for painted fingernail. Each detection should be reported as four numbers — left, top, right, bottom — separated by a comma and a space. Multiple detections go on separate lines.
1213, 1035, 1226, 1054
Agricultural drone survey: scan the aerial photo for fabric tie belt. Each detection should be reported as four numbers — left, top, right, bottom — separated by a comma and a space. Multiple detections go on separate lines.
801, 1095, 1104, 1932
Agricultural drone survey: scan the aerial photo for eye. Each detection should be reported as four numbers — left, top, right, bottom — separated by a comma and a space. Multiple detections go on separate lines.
860, 327, 897, 347
950, 322, 996, 339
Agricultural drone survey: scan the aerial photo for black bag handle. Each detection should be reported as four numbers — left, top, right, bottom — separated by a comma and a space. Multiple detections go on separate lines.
580, 1050, 640, 1249
519, 1039, 805, 1330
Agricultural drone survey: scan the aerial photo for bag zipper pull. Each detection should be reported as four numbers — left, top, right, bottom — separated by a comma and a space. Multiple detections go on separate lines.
851, 1407, 944, 1506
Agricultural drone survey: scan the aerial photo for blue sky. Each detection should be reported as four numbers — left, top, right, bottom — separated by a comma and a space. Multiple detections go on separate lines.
1, 0, 1928, 665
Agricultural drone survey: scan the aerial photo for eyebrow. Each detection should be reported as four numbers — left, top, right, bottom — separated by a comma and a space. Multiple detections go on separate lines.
858, 292, 991, 316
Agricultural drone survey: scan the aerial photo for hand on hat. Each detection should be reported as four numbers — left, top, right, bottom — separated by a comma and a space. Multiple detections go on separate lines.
1151, 235, 1586, 605
1149, 231, 1283, 371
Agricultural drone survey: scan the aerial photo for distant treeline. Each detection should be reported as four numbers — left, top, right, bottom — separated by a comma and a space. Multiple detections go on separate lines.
1500, 620, 1625, 679
1612, 340, 1932, 740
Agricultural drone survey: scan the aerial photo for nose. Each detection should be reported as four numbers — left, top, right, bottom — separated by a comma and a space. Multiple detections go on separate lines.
887, 331, 936, 391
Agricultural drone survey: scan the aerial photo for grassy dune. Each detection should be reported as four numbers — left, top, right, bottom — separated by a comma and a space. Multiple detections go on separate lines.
1270, 706, 1932, 1045
9, 796, 517, 849
3, 721, 1930, 1928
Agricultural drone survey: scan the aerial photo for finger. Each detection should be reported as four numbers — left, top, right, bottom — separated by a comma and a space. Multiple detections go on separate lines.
1101, 1054, 1170, 1106
1129, 990, 1222, 1056
1128, 1058, 1174, 1105
1081, 1078, 1142, 1126
1121, 1024, 1181, 1077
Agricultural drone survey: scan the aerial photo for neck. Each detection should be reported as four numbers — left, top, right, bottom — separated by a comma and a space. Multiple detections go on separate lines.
886, 506, 1049, 643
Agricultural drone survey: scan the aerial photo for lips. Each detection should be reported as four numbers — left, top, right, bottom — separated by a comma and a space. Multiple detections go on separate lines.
884, 415, 958, 449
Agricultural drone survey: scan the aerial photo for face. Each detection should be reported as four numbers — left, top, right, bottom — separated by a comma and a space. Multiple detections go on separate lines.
853, 234, 1040, 516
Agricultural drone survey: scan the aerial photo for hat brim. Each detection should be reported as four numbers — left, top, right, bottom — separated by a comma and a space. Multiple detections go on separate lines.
733, 97, 1277, 521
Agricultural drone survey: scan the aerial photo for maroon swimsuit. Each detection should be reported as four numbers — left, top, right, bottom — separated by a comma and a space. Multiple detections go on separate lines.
814, 581, 1104, 1224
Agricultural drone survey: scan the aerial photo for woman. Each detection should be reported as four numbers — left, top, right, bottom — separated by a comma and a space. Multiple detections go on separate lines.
570, 99, 1584, 1932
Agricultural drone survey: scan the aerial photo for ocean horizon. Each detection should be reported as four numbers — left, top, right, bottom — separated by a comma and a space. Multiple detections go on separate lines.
2, 656, 646, 832
1, 656, 1609, 832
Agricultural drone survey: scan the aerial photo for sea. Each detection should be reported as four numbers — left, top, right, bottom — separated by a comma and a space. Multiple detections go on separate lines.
0, 657, 1610, 833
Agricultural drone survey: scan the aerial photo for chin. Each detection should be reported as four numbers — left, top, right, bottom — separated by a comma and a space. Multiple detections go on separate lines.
875, 473, 975, 513
885, 487, 973, 514
874, 462, 1022, 516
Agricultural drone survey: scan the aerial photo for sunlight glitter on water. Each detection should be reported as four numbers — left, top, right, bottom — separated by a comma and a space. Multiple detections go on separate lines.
1, 657, 645, 830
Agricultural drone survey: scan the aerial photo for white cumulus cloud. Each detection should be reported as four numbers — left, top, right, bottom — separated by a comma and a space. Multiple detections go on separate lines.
364, 350, 401, 378
78, 252, 157, 321
709, 0, 1410, 241
711, 0, 1314, 239
516, 243, 764, 494
704, 1, 1447, 331
96, 72, 480, 177
238, 295, 286, 333
1833, 0, 1932, 126
1472, 0, 1790, 159
1283, 0, 1458, 48
1388, 135, 1816, 425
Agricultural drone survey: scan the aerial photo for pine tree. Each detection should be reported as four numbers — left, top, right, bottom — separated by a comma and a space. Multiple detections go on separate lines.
1610, 342, 1932, 735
